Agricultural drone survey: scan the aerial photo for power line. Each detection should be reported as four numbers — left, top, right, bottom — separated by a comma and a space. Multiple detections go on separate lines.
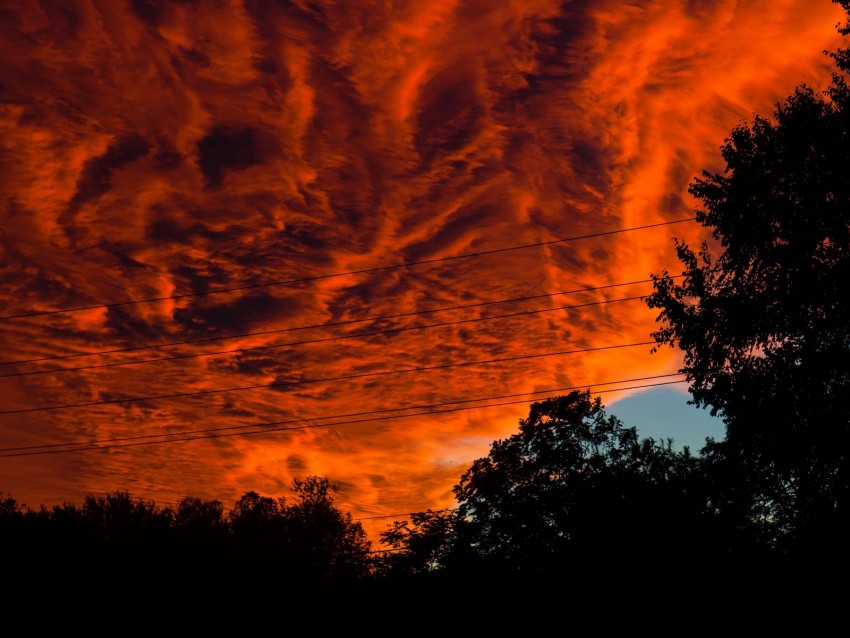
1, 277, 673, 368
0, 378, 688, 458
0, 340, 657, 415
355, 510, 451, 521
0, 218, 695, 321
0, 373, 684, 452
0, 295, 648, 378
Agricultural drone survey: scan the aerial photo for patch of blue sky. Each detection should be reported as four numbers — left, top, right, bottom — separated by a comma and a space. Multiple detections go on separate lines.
606, 385, 725, 454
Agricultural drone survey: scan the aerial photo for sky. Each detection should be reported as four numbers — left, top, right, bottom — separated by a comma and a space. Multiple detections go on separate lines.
609, 385, 724, 452
0, 0, 846, 543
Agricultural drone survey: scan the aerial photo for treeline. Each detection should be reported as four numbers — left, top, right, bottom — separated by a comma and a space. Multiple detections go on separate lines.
0, 391, 838, 621
0, 476, 374, 621
374, 392, 841, 595
0, 394, 732, 621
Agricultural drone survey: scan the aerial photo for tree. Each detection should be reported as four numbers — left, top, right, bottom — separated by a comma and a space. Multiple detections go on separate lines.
454, 391, 707, 569
380, 391, 711, 584
173, 495, 227, 535
224, 476, 373, 598
280, 475, 372, 582
646, 1, 850, 553
0, 480, 377, 622
228, 489, 286, 540
377, 508, 460, 577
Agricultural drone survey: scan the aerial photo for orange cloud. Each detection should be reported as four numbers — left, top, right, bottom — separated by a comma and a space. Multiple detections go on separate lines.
0, 0, 845, 545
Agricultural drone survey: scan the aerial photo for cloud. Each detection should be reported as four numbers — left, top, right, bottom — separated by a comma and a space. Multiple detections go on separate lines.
0, 0, 845, 542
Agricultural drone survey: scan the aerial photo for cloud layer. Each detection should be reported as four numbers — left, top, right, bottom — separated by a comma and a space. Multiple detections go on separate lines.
0, 0, 844, 540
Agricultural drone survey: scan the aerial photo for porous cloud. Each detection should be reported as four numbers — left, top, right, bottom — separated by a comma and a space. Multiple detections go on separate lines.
0, 0, 844, 540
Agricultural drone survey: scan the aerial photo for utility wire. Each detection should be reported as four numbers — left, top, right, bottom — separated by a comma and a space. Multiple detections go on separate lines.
0, 218, 695, 321
1, 277, 674, 368
0, 373, 684, 452
0, 295, 648, 378
0, 378, 687, 458
355, 510, 451, 521
0, 340, 657, 415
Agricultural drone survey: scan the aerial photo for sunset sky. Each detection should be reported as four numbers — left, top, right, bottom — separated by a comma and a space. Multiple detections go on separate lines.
1, 0, 846, 543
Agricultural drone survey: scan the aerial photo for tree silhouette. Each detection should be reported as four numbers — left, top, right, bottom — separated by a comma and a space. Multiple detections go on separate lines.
280, 476, 372, 582
173, 495, 227, 535
0, 476, 375, 625
380, 391, 713, 590
379, 508, 458, 577
454, 391, 709, 570
646, 2, 850, 555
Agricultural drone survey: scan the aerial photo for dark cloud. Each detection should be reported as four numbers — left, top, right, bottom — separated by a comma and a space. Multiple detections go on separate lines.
153, 142, 184, 170
103, 306, 172, 342
196, 127, 266, 188
287, 454, 308, 473
174, 291, 306, 335
415, 72, 486, 160
40, 2, 85, 37
145, 211, 252, 247
570, 140, 611, 191
98, 240, 150, 270
130, 0, 161, 26
69, 134, 151, 210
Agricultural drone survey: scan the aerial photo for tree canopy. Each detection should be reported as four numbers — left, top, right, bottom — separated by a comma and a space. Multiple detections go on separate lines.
380, 390, 712, 582
0, 476, 373, 625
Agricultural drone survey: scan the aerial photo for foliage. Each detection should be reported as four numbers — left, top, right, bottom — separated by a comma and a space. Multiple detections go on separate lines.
380, 391, 713, 580
282, 475, 372, 580
378, 508, 459, 576
0, 475, 373, 617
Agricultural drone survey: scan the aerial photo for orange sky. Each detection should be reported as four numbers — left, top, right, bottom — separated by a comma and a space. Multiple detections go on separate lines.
0, 0, 846, 543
